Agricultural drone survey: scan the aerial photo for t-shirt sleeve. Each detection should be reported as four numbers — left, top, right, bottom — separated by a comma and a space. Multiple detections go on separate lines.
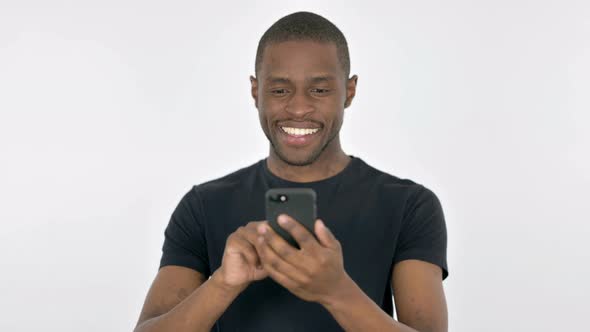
393, 184, 449, 280
159, 186, 211, 277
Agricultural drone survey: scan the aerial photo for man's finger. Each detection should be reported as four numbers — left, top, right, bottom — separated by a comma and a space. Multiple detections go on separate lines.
255, 233, 310, 286
232, 234, 262, 267
277, 214, 318, 250
256, 249, 298, 289
239, 224, 264, 246
257, 222, 303, 266
314, 219, 339, 248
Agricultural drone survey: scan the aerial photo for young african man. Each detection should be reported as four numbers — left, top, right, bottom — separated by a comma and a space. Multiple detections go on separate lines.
134, 11, 449, 332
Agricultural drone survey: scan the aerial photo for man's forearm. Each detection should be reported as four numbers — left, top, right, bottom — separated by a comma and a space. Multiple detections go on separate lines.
134, 269, 244, 332
322, 275, 418, 332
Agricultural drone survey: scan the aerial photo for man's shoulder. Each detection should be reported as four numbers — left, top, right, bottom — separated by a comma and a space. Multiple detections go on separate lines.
191, 159, 262, 196
357, 157, 441, 213
357, 157, 424, 192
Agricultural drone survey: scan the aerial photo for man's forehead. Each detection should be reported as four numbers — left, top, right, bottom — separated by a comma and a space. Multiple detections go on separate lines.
263, 74, 337, 84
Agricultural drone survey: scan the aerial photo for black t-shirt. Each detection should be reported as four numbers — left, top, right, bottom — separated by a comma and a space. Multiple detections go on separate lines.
159, 155, 449, 332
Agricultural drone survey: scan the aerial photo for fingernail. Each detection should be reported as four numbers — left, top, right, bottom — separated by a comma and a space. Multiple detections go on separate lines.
278, 215, 290, 225
258, 225, 267, 234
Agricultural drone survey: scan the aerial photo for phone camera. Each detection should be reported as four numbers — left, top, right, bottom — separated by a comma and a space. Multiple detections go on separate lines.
270, 194, 289, 203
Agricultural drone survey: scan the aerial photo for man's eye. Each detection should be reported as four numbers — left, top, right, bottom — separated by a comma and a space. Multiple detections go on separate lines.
271, 89, 288, 95
311, 88, 329, 94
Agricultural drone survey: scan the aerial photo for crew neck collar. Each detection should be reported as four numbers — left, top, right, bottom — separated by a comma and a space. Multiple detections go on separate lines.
261, 155, 360, 187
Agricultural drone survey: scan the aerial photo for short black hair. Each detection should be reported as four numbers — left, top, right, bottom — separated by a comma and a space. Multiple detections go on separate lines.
255, 11, 350, 79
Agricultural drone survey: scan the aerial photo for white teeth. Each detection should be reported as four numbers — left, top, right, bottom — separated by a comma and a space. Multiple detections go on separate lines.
281, 127, 320, 136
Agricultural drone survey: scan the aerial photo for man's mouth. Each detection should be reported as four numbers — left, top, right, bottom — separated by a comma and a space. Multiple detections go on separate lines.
280, 126, 320, 136
278, 126, 322, 147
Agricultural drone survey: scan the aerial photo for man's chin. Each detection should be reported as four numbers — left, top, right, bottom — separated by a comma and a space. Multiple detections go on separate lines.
273, 146, 320, 167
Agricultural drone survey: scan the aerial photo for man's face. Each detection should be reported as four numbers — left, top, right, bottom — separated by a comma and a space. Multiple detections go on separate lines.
251, 40, 356, 166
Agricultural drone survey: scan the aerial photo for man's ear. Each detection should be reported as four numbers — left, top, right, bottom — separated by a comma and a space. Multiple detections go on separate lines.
250, 75, 258, 109
344, 75, 358, 108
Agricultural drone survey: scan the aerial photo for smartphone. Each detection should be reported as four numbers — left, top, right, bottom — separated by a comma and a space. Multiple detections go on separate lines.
265, 188, 317, 249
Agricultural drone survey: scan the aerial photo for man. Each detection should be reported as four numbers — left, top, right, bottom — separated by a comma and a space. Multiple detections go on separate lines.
134, 11, 448, 332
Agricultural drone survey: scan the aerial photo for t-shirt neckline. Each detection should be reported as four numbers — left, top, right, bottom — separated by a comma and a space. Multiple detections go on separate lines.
261, 155, 359, 187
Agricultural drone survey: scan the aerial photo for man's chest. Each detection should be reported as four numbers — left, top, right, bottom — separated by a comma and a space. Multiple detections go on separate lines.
203, 189, 406, 299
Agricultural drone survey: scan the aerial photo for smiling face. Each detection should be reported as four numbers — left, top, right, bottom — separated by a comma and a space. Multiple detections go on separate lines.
251, 40, 357, 166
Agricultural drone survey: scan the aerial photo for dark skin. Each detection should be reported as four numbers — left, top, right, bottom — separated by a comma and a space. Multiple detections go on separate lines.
133, 40, 446, 332
250, 40, 357, 182
248, 40, 448, 331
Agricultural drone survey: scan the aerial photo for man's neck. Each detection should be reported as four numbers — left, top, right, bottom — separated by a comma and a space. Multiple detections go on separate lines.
266, 151, 351, 183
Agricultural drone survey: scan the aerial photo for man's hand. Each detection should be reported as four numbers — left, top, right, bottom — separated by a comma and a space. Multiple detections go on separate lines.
254, 214, 349, 305
216, 221, 270, 291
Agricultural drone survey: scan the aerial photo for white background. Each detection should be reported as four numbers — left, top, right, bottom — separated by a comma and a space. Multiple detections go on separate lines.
1, 1, 589, 331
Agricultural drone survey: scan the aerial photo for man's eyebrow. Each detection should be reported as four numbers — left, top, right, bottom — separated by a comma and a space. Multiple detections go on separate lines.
264, 75, 337, 84
309, 75, 336, 83
265, 76, 291, 84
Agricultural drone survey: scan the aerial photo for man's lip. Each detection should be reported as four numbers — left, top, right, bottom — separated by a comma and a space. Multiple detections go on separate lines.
277, 125, 321, 147
277, 122, 322, 129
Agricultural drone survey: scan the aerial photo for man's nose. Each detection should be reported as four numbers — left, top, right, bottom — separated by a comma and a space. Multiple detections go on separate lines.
285, 89, 315, 118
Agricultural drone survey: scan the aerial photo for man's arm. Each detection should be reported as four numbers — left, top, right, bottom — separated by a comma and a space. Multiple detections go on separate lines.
253, 215, 447, 331
133, 266, 244, 332
392, 259, 448, 331
134, 220, 269, 332
321, 259, 447, 332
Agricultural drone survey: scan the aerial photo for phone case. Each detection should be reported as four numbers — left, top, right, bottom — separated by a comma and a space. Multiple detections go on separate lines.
265, 188, 317, 249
